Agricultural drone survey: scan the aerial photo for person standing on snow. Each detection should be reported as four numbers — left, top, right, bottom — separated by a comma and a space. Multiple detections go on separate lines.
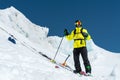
64, 20, 91, 75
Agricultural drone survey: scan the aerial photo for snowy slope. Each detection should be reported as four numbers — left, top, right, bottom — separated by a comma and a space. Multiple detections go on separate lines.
0, 6, 48, 43
0, 6, 120, 80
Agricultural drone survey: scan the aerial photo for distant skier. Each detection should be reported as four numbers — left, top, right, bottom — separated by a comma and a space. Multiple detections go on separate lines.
64, 20, 91, 76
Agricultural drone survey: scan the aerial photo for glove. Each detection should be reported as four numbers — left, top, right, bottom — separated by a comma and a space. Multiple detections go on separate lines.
82, 32, 88, 37
64, 29, 69, 36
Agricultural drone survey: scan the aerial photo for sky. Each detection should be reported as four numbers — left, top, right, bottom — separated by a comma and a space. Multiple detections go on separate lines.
0, 0, 120, 53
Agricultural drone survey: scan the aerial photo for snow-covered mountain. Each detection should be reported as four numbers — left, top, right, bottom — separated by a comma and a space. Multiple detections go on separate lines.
0, 6, 120, 80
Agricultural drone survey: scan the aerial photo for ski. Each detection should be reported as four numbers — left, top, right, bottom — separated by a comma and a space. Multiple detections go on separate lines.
38, 52, 73, 72
38, 52, 52, 60
54, 62, 74, 72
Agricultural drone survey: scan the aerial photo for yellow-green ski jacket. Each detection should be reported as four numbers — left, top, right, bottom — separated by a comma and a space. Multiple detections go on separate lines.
65, 27, 91, 48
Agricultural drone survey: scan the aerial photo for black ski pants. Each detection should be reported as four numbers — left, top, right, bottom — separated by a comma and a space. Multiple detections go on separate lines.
73, 47, 91, 73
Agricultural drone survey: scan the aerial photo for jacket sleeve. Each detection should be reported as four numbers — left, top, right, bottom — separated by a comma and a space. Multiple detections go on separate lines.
65, 30, 74, 41
82, 29, 91, 40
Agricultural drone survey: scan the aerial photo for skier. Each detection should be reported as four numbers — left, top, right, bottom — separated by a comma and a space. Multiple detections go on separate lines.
64, 20, 91, 76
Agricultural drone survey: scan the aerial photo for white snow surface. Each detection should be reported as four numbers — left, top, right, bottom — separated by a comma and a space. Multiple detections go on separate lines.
0, 6, 120, 80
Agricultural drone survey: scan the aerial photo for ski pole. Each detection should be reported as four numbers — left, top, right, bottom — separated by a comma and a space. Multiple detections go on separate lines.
51, 37, 64, 62
62, 54, 70, 66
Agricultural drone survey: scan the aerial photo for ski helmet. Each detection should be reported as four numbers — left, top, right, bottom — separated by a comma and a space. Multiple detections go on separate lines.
75, 20, 82, 27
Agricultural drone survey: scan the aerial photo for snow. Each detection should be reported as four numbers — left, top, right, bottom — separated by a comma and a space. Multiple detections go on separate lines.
0, 6, 120, 80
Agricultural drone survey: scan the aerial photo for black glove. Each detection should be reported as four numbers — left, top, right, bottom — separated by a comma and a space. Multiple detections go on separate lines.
64, 29, 69, 36
82, 32, 88, 38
